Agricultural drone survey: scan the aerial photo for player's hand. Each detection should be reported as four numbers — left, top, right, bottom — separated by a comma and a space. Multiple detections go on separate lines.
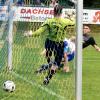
98, 48, 100, 52
24, 30, 33, 37
63, 66, 70, 72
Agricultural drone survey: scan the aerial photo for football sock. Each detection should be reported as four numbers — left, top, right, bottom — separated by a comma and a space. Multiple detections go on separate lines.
40, 64, 49, 71
36, 62, 53, 73
45, 69, 56, 81
43, 69, 56, 85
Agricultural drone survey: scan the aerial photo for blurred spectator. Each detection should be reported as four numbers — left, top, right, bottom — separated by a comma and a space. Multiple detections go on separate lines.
2, 0, 10, 6
35, 0, 41, 5
68, 0, 77, 8
32, 0, 45, 6
0, 0, 5, 5
84, 0, 94, 8
16, 0, 24, 6
49, 0, 59, 7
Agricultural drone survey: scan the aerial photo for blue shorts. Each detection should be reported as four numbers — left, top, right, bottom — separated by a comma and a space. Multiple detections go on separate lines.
67, 52, 75, 61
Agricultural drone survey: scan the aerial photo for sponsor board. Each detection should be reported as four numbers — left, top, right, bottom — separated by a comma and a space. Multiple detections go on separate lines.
0, 6, 100, 24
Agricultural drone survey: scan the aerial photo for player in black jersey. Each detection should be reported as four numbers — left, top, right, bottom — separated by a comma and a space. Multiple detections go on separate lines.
83, 25, 100, 52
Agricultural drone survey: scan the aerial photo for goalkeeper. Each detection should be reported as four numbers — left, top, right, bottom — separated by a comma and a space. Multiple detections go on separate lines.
83, 25, 100, 51
25, 5, 75, 85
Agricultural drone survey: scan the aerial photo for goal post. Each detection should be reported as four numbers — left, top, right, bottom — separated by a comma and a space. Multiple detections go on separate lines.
76, 0, 83, 100
8, 0, 14, 70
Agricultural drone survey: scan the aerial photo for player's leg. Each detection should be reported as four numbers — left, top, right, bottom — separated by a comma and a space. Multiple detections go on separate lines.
35, 39, 54, 74
46, 49, 52, 63
43, 65, 57, 85
45, 38, 53, 63
63, 52, 75, 72
35, 62, 53, 74
58, 52, 75, 71
43, 41, 64, 85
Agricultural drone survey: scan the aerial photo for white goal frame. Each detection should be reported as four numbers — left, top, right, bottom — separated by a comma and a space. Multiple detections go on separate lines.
76, 0, 83, 100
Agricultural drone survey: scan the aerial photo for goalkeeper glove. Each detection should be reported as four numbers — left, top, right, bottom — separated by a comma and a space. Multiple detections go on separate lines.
24, 30, 33, 37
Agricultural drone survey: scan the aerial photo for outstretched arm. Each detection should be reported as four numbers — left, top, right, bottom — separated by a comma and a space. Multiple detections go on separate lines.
24, 25, 48, 37
63, 52, 70, 72
89, 37, 100, 52
32, 26, 48, 36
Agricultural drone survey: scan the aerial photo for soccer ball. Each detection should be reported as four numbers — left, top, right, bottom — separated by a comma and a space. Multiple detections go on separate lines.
3, 80, 15, 92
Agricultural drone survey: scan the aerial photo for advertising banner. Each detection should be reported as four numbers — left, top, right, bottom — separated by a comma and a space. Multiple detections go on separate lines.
0, 6, 100, 24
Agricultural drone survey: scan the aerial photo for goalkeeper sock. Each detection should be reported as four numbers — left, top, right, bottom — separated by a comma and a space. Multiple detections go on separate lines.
40, 64, 49, 71
43, 69, 56, 85
35, 64, 50, 73
43, 62, 52, 70
36, 61, 53, 73
47, 69, 55, 80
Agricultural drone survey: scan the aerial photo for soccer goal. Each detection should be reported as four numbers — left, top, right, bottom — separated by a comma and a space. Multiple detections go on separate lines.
0, 0, 82, 100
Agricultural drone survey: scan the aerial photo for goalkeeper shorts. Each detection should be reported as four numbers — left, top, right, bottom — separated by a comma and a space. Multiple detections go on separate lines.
67, 52, 75, 61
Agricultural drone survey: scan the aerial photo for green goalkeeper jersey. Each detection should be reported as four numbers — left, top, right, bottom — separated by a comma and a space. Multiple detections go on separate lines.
32, 17, 75, 42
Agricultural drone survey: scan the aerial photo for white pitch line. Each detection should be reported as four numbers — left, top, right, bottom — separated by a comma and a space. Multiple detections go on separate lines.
11, 71, 65, 100
83, 59, 100, 61
1, 94, 14, 100
83, 57, 100, 59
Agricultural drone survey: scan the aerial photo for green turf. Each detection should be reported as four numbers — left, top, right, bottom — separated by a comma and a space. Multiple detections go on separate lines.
82, 33, 100, 100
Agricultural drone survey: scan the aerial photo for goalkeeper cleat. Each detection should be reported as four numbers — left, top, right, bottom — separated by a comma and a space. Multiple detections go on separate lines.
43, 79, 49, 85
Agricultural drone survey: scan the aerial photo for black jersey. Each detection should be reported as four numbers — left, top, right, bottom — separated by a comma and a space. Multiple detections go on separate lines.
83, 34, 96, 48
